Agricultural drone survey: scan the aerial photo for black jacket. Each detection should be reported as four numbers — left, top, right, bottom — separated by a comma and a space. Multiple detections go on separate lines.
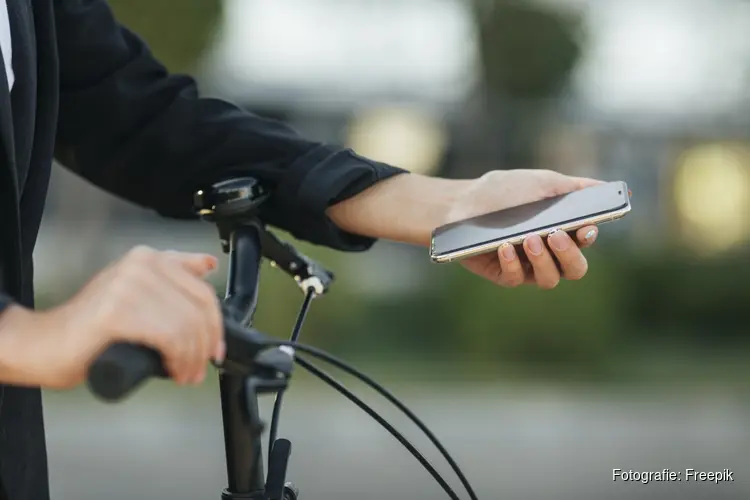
0, 1, 404, 499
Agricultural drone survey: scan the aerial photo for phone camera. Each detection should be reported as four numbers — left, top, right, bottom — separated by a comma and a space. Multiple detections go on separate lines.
618, 190, 622, 195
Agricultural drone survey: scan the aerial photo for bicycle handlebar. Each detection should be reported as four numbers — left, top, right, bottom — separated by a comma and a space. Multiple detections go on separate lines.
87, 315, 274, 401
86, 175, 333, 401
87, 178, 277, 402
87, 343, 166, 400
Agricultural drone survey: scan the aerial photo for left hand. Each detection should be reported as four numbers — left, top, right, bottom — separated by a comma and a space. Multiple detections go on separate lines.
444, 169, 603, 290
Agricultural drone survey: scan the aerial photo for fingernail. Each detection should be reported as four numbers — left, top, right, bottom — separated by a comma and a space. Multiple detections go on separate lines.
548, 231, 569, 252
186, 252, 217, 265
585, 228, 598, 242
525, 235, 543, 256
500, 243, 516, 262
194, 369, 206, 385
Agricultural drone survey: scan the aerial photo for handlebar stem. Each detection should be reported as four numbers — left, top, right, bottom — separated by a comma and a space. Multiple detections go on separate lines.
220, 373, 266, 495
197, 178, 330, 500
224, 225, 263, 325
221, 223, 267, 496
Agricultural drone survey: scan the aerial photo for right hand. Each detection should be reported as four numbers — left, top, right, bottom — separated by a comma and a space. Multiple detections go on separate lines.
444, 170, 602, 290
8, 246, 224, 389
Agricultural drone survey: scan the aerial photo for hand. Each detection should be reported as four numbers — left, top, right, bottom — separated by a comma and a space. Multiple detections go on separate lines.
0, 246, 223, 389
445, 169, 603, 290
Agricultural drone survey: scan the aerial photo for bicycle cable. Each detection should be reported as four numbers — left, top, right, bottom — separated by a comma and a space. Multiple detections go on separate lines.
260, 288, 461, 497
266, 287, 315, 466
295, 356, 461, 500
266, 339, 480, 500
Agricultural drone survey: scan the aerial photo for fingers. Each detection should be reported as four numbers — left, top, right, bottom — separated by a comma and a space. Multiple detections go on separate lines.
106, 246, 222, 386
163, 250, 218, 277
522, 235, 561, 290
153, 258, 221, 384
114, 260, 199, 384
575, 225, 598, 248
495, 244, 526, 288
480, 226, 599, 290
547, 230, 589, 281
163, 250, 224, 362
519, 229, 594, 289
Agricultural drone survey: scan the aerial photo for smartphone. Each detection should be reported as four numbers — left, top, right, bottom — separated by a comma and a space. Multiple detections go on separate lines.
429, 180, 631, 263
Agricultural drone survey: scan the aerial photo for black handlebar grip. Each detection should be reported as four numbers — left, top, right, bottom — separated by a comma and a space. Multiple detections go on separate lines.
87, 343, 168, 402
87, 221, 264, 403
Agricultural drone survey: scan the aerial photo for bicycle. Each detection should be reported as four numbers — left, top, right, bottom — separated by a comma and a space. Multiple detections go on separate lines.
86, 177, 481, 500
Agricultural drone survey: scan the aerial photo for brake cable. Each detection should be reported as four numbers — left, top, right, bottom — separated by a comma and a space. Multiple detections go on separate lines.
266, 287, 315, 464
263, 289, 480, 500
295, 357, 461, 500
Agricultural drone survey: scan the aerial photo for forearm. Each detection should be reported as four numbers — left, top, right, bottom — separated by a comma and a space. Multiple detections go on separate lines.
327, 174, 472, 247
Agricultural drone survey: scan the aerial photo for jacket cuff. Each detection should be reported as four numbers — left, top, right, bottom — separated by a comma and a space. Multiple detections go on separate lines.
269, 145, 408, 251
0, 294, 14, 315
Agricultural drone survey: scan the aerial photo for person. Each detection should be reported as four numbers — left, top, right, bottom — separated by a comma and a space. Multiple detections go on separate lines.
0, 2, 602, 499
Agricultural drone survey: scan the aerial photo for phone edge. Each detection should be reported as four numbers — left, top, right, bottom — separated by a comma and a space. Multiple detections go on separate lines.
429, 202, 632, 264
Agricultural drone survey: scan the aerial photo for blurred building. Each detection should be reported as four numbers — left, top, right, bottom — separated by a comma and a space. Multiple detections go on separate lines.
199, 0, 481, 179
566, 0, 750, 252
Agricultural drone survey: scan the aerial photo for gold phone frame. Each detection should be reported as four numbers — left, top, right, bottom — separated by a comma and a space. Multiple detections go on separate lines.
430, 201, 632, 264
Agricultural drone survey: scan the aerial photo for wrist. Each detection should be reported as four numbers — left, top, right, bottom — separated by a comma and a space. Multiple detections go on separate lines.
0, 303, 89, 388
327, 173, 472, 247
0, 305, 47, 386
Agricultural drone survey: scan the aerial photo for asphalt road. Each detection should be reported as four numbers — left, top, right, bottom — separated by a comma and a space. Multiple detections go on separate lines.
43, 380, 750, 500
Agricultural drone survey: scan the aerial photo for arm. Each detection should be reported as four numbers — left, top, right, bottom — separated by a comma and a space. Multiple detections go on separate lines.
53, 0, 406, 251
327, 174, 472, 247
0, 248, 227, 388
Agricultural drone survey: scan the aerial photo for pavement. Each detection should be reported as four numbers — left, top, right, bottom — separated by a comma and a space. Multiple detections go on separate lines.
43, 380, 750, 500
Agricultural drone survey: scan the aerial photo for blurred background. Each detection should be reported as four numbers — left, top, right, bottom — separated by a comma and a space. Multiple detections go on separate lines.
39, 0, 750, 499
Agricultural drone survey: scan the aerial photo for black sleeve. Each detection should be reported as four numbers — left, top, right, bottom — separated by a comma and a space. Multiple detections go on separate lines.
52, 0, 407, 251
0, 294, 12, 316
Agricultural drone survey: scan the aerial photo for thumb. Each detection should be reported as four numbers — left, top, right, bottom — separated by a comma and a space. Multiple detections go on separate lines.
163, 250, 219, 277
569, 176, 605, 190
541, 171, 604, 195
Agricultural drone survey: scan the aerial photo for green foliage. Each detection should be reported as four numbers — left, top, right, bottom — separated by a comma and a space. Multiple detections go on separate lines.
33, 242, 750, 381
108, 0, 222, 73
437, 254, 625, 370
239, 238, 750, 379
619, 249, 750, 344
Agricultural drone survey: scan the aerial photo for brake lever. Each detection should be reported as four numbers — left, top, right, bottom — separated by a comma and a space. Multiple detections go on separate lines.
193, 177, 334, 296
259, 229, 334, 296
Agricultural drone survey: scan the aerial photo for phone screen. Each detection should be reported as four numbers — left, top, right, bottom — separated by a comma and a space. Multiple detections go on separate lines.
431, 181, 629, 258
